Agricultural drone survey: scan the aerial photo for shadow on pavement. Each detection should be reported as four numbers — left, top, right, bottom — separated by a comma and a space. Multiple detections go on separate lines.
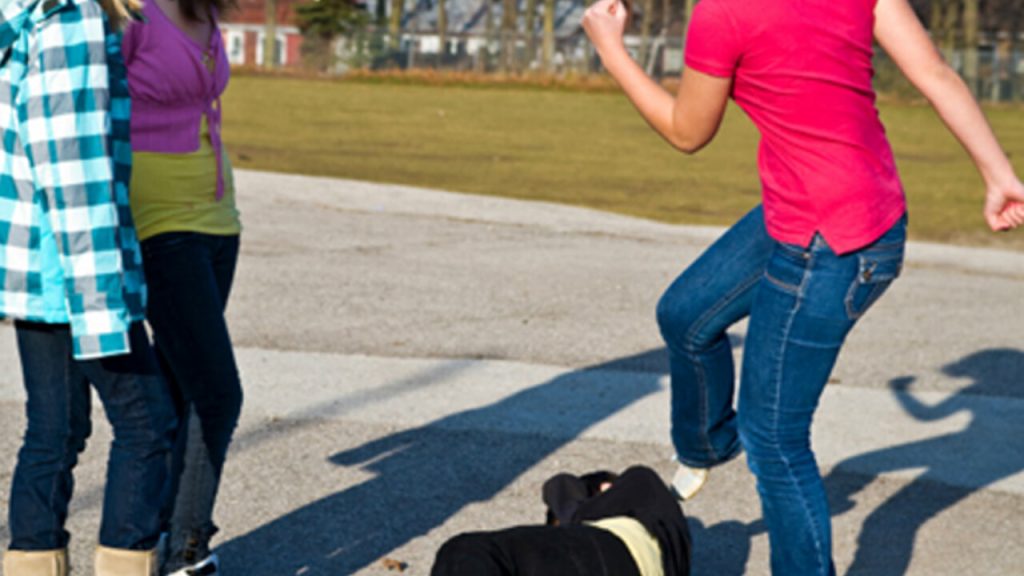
825, 348, 1024, 576
687, 517, 765, 576
218, 349, 673, 574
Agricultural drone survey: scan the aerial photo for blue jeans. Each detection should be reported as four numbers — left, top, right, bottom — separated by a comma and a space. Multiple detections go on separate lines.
8, 321, 176, 551
141, 232, 242, 569
657, 206, 905, 576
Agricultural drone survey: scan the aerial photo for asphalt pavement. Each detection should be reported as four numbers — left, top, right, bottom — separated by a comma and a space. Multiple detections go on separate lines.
1, 170, 1022, 575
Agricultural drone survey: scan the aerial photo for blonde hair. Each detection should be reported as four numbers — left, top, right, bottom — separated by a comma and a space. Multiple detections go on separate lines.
98, 0, 143, 30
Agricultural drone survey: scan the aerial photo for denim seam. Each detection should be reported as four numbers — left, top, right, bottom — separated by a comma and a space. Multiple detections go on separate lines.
681, 269, 764, 352
844, 253, 902, 320
763, 271, 801, 296
844, 281, 885, 321
677, 270, 761, 463
692, 351, 718, 461
769, 251, 829, 576
47, 351, 76, 548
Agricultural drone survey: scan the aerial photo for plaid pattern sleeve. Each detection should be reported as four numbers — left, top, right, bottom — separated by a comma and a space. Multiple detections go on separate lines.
3, 0, 146, 359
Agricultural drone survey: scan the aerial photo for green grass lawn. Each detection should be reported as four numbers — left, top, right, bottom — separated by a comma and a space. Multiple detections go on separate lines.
223, 74, 1024, 250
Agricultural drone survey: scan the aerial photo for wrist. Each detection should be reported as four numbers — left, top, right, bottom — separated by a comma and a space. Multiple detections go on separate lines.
595, 39, 627, 62
982, 167, 1018, 192
596, 42, 630, 76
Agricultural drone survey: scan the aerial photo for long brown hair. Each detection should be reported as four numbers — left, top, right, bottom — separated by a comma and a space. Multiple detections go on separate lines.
178, 0, 238, 23
97, 0, 142, 29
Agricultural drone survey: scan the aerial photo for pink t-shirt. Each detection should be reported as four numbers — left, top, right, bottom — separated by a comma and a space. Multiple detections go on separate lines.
685, 0, 906, 254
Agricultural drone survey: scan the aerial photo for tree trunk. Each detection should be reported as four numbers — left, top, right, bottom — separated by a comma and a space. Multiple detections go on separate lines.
542, 0, 554, 72
963, 0, 979, 96
525, 0, 538, 68
1013, 0, 1024, 101
928, 0, 941, 33
477, 0, 495, 72
438, 0, 448, 65
941, 0, 958, 60
582, 0, 597, 75
639, 0, 654, 68
263, 0, 277, 68
501, 0, 519, 73
927, 0, 953, 61
660, 0, 670, 36
681, 0, 695, 50
389, 0, 404, 52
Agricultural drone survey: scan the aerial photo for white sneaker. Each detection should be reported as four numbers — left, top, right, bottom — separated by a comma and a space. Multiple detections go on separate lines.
166, 553, 219, 576
670, 461, 709, 501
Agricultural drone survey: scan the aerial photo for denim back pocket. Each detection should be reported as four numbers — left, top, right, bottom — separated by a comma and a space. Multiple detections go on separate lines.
764, 241, 812, 295
844, 250, 903, 320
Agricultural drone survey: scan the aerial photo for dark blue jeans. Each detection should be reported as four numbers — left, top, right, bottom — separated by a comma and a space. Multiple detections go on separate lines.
657, 206, 906, 576
141, 232, 242, 568
8, 321, 176, 551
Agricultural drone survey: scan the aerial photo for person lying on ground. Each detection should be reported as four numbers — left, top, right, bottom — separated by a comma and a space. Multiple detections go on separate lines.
431, 465, 691, 576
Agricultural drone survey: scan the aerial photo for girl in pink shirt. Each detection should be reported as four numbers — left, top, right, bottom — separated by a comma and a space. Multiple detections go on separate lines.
583, 0, 1023, 574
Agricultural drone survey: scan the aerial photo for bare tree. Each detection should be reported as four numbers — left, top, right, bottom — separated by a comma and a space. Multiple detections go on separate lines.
542, 0, 554, 72
660, 0, 670, 36
526, 0, 539, 67
479, 0, 496, 72
928, 0, 948, 55
941, 0, 959, 57
501, 0, 519, 72
680, 0, 695, 61
639, 0, 654, 66
983, 0, 1024, 100
389, 0, 404, 51
438, 0, 448, 63
264, 0, 278, 68
963, 0, 979, 94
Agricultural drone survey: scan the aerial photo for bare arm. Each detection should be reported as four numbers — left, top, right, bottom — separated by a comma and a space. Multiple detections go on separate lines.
875, 0, 1024, 230
582, 0, 731, 154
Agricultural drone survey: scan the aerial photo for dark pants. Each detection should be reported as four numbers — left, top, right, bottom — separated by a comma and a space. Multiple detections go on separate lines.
431, 525, 642, 576
8, 321, 176, 551
141, 232, 242, 567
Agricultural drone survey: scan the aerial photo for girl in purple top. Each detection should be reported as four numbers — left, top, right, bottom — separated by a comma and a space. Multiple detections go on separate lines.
123, 1, 241, 574
583, 0, 1023, 574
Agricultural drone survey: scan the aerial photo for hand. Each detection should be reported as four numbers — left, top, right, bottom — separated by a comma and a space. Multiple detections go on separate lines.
984, 177, 1024, 231
582, 0, 629, 57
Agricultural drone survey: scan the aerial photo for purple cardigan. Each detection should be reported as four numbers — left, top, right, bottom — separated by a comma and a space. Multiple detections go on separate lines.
123, 1, 231, 199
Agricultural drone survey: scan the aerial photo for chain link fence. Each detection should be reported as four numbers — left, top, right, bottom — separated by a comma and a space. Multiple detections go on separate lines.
874, 48, 1024, 102
334, 27, 685, 76
330, 24, 1023, 102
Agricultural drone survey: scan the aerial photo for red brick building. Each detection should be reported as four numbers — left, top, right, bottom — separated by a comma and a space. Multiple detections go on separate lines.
220, 0, 305, 67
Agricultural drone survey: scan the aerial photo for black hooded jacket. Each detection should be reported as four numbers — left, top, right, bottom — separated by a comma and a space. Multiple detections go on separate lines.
542, 465, 692, 576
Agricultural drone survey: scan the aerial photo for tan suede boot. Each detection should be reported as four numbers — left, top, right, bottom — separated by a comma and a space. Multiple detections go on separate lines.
2, 549, 69, 576
94, 546, 158, 576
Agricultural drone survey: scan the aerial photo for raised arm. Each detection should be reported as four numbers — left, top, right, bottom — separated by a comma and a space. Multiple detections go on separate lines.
889, 376, 965, 421
874, 0, 1024, 231
582, 0, 731, 154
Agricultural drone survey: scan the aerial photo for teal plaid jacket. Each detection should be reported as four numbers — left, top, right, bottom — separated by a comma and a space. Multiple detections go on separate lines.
0, 0, 145, 359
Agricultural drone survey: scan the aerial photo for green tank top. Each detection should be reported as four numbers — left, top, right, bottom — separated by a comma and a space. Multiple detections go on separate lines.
130, 119, 241, 242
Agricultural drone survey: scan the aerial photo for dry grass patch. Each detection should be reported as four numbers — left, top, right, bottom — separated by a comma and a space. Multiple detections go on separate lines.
223, 74, 1024, 250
